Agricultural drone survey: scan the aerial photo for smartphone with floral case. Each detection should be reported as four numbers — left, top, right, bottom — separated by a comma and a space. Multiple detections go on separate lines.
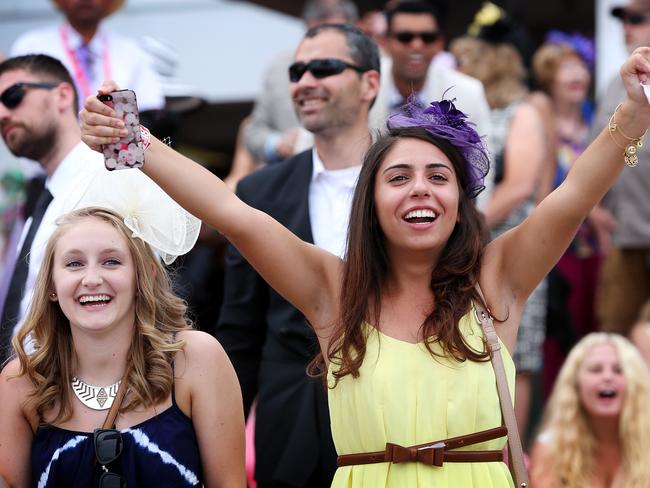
97, 89, 144, 170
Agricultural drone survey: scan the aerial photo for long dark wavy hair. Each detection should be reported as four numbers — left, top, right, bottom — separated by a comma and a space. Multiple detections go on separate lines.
312, 127, 492, 384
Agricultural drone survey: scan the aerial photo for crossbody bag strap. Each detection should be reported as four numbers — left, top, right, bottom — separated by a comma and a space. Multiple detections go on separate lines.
102, 368, 130, 429
473, 284, 529, 488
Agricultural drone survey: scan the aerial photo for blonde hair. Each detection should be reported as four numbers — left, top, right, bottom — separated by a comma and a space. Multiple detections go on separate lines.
533, 333, 650, 487
12, 207, 192, 423
449, 36, 527, 109
532, 42, 582, 93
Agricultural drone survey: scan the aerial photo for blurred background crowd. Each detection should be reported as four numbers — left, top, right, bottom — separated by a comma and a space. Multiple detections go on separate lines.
2, 0, 650, 487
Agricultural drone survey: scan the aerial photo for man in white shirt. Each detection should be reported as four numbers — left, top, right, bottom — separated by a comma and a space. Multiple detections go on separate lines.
11, 0, 164, 114
216, 24, 380, 488
369, 1, 491, 149
0, 54, 103, 363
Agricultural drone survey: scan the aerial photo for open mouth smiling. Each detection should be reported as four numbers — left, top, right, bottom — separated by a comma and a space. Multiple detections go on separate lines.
403, 209, 437, 224
598, 388, 617, 399
78, 294, 112, 306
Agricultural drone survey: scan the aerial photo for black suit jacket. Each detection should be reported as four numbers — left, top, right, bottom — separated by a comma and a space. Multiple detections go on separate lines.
216, 150, 337, 487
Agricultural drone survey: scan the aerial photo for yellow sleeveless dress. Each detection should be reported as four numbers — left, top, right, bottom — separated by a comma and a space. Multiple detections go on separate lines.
327, 305, 516, 487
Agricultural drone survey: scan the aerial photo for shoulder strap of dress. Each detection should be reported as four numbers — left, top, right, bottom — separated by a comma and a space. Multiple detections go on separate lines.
473, 283, 529, 488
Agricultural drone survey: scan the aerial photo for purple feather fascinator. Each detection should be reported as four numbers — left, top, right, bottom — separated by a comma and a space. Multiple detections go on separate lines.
387, 97, 490, 199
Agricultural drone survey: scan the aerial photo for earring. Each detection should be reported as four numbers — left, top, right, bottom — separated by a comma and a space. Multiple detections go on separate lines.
49, 292, 57, 300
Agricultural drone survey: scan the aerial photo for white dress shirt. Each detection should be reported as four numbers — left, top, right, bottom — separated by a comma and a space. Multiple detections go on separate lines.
15, 143, 104, 336
308, 149, 361, 259
11, 23, 164, 112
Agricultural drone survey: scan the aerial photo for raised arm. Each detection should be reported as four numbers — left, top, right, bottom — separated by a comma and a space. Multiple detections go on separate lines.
79, 83, 341, 332
488, 48, 650, 306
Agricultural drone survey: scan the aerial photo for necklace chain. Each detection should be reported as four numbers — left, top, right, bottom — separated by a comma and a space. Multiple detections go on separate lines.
71, 376, 121, 410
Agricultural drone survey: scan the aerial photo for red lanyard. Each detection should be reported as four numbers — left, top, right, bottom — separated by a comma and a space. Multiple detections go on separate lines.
59, 24, 112, 101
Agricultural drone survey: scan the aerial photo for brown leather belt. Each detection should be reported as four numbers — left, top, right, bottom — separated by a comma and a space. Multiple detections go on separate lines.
337, 425, 507, 467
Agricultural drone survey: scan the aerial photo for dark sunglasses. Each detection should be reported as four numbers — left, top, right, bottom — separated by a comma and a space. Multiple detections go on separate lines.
621, 11, 650, 25
391, 31, 441, 45
94, 429, 127, 488
0, 82, 59, 109
288, 58, 369, 83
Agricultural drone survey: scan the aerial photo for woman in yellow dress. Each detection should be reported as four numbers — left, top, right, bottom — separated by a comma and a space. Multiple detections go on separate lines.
79, 47, 650, 487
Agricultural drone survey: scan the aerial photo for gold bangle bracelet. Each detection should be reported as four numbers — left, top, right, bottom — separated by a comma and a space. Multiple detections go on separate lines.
608, 103, 647, 167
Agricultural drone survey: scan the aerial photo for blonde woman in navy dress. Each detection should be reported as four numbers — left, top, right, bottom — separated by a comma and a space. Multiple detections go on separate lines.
0, 177, 246, 487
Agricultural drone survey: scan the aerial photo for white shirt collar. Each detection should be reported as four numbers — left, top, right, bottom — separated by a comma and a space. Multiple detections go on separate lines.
46, 142, 95, 199
310, 147, 361, 188
311, 147, 327, 181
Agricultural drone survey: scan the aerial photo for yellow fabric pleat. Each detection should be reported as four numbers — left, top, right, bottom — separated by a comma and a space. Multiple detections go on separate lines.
328, 305, 516, 488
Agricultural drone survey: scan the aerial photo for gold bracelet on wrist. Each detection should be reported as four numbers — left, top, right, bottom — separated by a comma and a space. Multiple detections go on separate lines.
608, 103, 647, 167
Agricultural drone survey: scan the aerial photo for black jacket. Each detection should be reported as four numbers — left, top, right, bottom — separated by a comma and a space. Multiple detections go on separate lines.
216, 150, 337, 487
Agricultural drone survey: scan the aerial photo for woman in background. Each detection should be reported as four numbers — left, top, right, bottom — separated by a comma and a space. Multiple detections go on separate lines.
530, 332, 650, 487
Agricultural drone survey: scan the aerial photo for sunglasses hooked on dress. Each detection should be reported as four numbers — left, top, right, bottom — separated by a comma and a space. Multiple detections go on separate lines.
94, 428, 127, 488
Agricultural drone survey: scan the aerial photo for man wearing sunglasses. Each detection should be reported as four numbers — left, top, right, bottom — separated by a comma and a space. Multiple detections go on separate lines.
369, 0, 491, 172
0, 54, 103, 363
243, 0, 359, 165
217, 23, 380, 488
612, 0, 650, 51
589, 0, 650, 337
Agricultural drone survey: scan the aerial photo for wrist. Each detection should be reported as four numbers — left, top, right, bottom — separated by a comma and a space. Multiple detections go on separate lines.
608, 102, 648, 167
618, 98, 650, 137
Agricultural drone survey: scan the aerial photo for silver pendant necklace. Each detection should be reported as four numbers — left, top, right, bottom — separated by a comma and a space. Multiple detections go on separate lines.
71, 376, 121, 410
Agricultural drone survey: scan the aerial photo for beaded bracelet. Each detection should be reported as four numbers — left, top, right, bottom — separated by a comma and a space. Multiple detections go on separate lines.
608, 103, 647, 167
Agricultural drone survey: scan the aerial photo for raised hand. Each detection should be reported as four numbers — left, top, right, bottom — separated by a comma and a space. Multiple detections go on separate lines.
79, 80, 127, 152
620, 47, 650, 110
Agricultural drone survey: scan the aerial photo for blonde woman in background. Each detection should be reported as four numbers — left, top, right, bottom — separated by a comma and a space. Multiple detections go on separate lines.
530, 333, 650, 487
451, 28, 547, 439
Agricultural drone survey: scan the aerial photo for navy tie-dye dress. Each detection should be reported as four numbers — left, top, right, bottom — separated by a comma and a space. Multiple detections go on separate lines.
31, 395, 203, 488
